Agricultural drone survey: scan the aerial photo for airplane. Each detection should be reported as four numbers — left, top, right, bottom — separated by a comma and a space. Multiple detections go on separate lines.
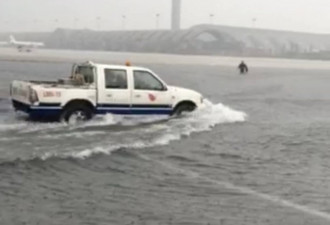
8, 35, 45, 52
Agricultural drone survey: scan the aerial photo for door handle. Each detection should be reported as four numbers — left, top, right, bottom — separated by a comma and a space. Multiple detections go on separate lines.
135, 94, 141, 98
107, 94, 112, 97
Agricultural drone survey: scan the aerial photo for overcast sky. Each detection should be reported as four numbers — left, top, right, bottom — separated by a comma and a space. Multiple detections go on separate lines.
1, 0, 330, 33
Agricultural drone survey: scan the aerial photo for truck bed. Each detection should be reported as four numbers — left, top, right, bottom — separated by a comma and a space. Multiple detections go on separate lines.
11, 79, 94, 106
29, 79, 93, 89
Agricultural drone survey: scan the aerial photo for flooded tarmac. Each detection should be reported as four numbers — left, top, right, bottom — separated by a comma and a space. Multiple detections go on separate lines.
1, 50, 330, 224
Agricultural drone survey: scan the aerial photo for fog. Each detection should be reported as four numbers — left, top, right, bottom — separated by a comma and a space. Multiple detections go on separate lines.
1, 0, 330, 33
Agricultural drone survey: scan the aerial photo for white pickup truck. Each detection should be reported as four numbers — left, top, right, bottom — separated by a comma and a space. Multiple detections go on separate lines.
10, 61, 204, 122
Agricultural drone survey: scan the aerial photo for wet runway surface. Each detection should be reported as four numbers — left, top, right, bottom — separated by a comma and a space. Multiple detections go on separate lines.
1, 54, 330, 224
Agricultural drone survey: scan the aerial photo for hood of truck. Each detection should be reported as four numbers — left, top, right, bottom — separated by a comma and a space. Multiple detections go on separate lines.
168, 85, 202, 97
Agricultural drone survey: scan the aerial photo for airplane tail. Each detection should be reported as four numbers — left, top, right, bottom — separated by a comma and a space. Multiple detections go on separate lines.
9, 35, 15, 43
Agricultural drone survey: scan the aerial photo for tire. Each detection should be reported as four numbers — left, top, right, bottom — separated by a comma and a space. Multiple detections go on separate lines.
172, 103, 196, 116
60, 104, 93, 123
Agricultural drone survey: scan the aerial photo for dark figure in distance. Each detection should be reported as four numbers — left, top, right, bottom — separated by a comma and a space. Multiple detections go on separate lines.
238, 61, 248, 74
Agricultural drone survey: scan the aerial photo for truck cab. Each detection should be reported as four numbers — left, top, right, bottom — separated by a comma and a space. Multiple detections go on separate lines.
10, 61, 204, 122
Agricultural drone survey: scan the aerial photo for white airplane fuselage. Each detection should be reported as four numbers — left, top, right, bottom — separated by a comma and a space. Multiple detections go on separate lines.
9, 35, 45, 52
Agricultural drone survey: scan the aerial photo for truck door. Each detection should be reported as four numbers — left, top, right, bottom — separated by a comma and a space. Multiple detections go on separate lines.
97, 68, 131, 114
131, 70, 172, 115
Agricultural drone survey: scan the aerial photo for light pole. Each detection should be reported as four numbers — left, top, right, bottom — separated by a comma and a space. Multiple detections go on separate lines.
156, 13, 160, 29
74, 18, 78, 29
252, 18, 257, 28
3, 20, 8, 32
122, 15, 126, 30
96, 17, 101, 30
54, 19, 59, 29
209, 14, 214, 24
33, 19, 39, 31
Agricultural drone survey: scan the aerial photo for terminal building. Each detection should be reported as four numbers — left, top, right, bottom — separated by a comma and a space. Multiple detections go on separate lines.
44, 24, 330, 57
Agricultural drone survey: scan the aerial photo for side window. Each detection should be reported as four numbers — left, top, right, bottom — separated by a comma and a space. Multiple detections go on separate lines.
104, 69, 128, 89
134, 71, 165, 91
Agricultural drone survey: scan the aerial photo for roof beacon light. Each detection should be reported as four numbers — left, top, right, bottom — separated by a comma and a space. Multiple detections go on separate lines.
125, 60, 131, 66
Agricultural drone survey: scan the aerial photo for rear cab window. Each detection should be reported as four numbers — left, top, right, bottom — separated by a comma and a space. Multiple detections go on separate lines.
75, 66, 95, 84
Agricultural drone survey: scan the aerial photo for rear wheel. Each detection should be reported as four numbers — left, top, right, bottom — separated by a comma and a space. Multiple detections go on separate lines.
60, 104, 93, 124
172, 103, 196, 116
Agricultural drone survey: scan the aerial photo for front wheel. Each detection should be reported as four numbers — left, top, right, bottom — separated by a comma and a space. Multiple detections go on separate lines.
172, 103, 196, 116
60, 105, 93, 124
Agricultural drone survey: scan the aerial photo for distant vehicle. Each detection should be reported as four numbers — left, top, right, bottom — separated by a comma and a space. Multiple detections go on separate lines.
10, 61, 205, 122
8, 35, 45, 52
